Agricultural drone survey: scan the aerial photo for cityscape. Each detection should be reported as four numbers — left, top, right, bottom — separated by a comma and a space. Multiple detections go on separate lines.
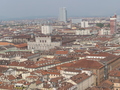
0, 0, 120, 90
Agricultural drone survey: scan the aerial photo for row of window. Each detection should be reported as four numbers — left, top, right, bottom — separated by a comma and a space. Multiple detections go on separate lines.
40, 40, 47, 43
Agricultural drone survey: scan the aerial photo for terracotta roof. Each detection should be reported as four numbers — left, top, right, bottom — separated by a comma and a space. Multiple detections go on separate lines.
64, 69, 81, 73
50, 77, 64, 83
0, 84, 14, 90
75, 50, 85, 53
7, 75, 16, 81
26, 75, 38, 79
0, 42, 14, 46
109, 70, 120, 77
0, 67, 8, 73
16, 69, 28, 72
56, 50, 69, 54
8, 61, 34, 67
58, 82, 75, 90
58, 59, 104, 69
16, 80, 31, 85
86, 87, 111, 90
110, 79, 120, 83
0, 73, 4, 76
0, 82, 3, 84
99, 79, 113, 88
32, 70, 48, 75
70, 73, 90, 84
43, 83, 51, 88
103, 55, 119, 63
36, 80, 42, 85
75, 59, 104, 69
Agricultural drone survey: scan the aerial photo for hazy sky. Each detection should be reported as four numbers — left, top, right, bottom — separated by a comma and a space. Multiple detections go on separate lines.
0, 0, 120, 18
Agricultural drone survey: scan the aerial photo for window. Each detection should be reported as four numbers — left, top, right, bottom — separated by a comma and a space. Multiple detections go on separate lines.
116, 83, 119, 86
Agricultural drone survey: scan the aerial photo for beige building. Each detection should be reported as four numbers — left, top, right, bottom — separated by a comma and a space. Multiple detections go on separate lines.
112, 79, 120, 90
27, 36, 61, 51
67, 73, 95, 90
41, 25, 53, 35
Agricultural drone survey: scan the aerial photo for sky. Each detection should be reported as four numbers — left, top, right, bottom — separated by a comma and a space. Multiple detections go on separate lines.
0, 0, 120, 19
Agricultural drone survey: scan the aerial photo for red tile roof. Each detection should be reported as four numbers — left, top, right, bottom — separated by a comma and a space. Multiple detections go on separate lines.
58, 59, 104, 69
36, 80, 42, 85
56, 50, 69, 54
16, 80, 31, 85
7, 75, 16, 81
99, 79, 113, 88
0, 84, 14, 90
0, 42, 14, 46
109, 70, 120, 77
26, 75, 38, 79
70, 73, 90, 84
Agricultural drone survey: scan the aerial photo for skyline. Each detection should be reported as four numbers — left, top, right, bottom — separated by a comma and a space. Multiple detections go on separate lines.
0, 0, 120, 19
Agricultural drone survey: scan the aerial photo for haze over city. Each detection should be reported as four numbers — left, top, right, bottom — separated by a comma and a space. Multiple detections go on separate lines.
0, 0, 120, 19
0, 0, 120, 90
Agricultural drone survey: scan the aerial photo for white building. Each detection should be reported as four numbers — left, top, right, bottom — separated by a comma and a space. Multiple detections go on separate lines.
81, 21, 89, 28
27, 36, 61, 51
41, 25, 53, 35
76, 29, 91, 35
59, 7, 67, 23
117, 15, 120, 22
0, 37, 13, 42
99, 29, 110, 35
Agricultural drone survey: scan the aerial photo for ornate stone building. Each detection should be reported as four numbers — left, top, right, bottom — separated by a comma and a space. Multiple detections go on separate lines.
27, 36, 61, 51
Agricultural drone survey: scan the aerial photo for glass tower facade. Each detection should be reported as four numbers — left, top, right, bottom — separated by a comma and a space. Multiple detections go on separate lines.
59, 7, 67, 23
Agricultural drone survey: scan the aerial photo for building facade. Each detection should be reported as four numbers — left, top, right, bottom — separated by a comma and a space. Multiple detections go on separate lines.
110, 15, 117, 35
99, 29, 110, 35
59, 7, 67, 23
81, 21, 89, 28
27, 36, 61, 51
76, 29, 91, 35
41, 25, 53, 35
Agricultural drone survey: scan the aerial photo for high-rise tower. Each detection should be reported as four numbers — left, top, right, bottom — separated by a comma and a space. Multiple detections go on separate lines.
110, 14, 117, 35
59, 7, 67, 23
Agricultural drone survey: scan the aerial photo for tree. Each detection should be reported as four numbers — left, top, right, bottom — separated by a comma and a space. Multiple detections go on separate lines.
106, 24, 110, 27
96, 23, 104, 28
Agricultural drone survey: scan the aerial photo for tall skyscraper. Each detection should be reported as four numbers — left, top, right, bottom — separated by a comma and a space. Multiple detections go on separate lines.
110, 14, 117, 35
59, 7, 67, 23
